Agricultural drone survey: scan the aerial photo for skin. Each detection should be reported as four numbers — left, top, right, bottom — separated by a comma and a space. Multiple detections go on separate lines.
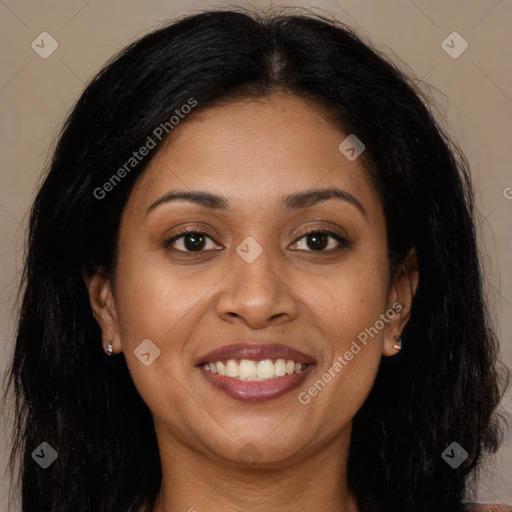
85, 91, 418, 512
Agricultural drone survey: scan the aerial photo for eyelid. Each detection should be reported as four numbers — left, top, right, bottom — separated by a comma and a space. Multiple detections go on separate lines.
163, 228, 221, 251
292, 228, 348, 252
164, 226, 349, 253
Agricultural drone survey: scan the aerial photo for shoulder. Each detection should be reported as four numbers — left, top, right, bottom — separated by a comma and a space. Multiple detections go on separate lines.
463, 504, 512, 511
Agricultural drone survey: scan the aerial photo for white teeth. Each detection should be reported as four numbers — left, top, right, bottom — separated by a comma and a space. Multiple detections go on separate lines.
239, 360, 257, 379
256, 359, 275, 378
225, 359, 239, 378
274, 359, 287, 376
216, 361, 226, 376
202, 358, 308, 381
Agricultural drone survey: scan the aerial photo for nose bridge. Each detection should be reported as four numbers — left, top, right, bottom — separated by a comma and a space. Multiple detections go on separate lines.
215, 233, 298, 326
232, 233, 282, 299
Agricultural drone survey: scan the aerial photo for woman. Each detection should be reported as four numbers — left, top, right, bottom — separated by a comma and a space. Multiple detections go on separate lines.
2, 8, 510, 512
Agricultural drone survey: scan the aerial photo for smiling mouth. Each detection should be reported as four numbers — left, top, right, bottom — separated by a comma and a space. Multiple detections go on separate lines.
196, 342, 316, 402
200, 358, 309, 381
197, 359, 314, 402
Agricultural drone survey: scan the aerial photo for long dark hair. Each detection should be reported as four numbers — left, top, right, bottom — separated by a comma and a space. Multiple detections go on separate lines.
2, 8, 509, 512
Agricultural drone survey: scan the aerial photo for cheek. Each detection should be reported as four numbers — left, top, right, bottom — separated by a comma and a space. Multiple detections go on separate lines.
295, 250, 388, 414
114, 245, 205, 346
111, 246, 209, 404
304, 253, 389, 344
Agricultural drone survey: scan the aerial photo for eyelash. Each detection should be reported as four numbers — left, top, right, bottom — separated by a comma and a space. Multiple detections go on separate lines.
163, 228, 348, 254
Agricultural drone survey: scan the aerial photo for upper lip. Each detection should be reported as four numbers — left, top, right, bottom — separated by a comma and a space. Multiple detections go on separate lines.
196, 343, 316, 365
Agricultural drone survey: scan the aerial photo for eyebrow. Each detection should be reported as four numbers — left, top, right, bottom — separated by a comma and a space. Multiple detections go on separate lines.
145, 187, 367, 218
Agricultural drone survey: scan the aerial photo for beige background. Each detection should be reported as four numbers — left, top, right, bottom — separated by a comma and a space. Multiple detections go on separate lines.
1, 0, 511, 510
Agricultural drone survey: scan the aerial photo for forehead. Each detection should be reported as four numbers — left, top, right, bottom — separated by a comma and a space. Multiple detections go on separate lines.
127, 92, 383, 223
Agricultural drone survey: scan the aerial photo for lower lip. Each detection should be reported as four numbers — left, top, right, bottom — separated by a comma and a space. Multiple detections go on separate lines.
198, 365, 314, 402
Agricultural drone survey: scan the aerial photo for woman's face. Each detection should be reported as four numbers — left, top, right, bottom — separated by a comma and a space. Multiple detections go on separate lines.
87, 92, 416, 467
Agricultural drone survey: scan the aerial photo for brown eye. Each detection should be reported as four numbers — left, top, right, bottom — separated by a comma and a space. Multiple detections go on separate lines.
164, 231, 221, 252
294, 230, 347, 252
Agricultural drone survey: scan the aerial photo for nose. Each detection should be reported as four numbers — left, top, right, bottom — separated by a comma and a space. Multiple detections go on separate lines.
215, 241, 299, 329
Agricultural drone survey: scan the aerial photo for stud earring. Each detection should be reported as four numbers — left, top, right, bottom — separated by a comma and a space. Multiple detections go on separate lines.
393, 335, 402, 351
106, 340, 113, 356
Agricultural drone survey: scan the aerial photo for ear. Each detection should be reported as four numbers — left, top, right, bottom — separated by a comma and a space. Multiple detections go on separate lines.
382, 247, 419, 356
82, 266, 121, 355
